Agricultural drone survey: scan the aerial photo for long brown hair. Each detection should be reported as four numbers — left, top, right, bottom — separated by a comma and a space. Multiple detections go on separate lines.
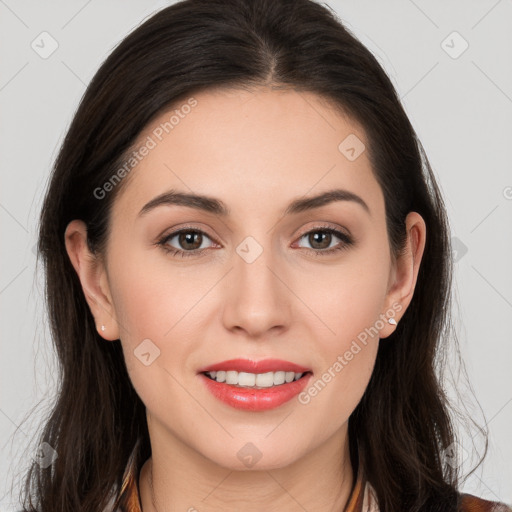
17, 0, 486, 510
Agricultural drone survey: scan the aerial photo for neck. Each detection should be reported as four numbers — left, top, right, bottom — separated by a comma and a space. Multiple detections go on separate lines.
139, 424, 355, 512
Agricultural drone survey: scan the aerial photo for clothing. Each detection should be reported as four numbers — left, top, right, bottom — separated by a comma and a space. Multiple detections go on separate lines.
115, 445, 511, 512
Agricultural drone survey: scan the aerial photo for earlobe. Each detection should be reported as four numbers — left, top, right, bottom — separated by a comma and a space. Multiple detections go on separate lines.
380, 211, 427, 339
64, 220, 120, 341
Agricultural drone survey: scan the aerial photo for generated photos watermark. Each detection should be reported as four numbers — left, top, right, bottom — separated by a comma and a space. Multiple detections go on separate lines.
298, 302, 403, 405
93, 97, 198, 200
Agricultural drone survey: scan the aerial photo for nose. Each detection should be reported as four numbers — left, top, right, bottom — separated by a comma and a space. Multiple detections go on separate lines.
221, 238, 292, 339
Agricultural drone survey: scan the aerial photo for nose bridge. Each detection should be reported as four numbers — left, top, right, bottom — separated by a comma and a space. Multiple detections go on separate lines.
235, 232, 283, 301
222, 232, 291, 334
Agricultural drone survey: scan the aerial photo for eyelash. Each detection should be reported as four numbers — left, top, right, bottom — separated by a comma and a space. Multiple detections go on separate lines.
156, 224, 354, 258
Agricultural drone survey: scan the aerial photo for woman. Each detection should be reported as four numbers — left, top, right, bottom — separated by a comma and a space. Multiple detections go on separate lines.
20, 0, 511, 511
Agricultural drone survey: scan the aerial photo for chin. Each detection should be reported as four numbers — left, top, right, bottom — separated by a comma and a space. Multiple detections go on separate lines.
201, 440, 306, 472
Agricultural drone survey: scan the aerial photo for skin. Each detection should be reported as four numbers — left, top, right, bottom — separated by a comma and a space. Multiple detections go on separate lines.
65, 86, 426, 512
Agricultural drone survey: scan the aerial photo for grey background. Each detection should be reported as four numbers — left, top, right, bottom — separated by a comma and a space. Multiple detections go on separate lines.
1, 0, 511, 509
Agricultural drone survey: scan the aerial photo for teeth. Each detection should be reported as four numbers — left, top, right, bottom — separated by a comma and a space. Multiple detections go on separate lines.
205, 370, 305, 388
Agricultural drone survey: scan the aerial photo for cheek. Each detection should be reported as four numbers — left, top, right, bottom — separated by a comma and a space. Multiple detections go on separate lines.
108, 243, 215, 342
105, 245, 235, 399
293, 244, 390, 347
297, 341, 377, 447
106, 260, 205, 418
296, 288, 381, 438
291, 245, 388, 425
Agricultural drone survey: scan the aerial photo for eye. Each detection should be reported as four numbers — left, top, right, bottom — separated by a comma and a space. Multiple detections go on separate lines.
156, 227, 216, 258
294, 225, 354, 255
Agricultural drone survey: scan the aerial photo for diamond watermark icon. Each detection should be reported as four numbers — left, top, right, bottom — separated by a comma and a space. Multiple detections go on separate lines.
31, 31, 59, 59
338, 134, 365, 161
441, 31, 469, 59
237, 442, 263, 468
451, 237, 468, 263
134, 338, 161, 366
33, 442, 58, 469
442, 441, 470, 469
236, 236, 263, 264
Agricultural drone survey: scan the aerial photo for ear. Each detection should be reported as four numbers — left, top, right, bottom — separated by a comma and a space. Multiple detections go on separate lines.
380, 211, 426, 339
64, 219, 120, 341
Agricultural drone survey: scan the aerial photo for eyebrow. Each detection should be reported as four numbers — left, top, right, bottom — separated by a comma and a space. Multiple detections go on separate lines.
138, 188, 370, 218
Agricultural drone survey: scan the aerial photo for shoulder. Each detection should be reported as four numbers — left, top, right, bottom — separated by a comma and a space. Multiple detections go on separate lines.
459, 492, 512, 512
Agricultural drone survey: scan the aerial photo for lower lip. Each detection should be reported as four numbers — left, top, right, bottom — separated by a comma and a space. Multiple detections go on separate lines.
199, 373, 313, 411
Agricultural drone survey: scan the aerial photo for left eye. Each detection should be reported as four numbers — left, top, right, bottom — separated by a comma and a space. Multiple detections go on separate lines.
295, 227, 353, 254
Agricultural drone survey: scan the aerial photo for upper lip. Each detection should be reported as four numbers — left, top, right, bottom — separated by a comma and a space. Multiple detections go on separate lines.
198, 358, 312, 374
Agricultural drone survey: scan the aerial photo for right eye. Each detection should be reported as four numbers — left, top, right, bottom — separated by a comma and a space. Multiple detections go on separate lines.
157, 228, 218, 258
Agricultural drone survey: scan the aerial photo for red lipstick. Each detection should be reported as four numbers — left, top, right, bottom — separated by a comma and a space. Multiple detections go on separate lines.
197, 358, 313, 412
197, 358, 311, 374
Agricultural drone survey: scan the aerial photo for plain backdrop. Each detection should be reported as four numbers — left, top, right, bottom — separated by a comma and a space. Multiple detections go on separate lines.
1, 0, 511, 510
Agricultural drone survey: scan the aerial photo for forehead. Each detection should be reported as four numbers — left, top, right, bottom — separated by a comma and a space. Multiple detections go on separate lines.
111, 86, 383, 221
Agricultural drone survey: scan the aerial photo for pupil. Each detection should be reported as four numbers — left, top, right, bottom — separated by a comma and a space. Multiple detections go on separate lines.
180, 232, 201, 249
311, 231, 330, 249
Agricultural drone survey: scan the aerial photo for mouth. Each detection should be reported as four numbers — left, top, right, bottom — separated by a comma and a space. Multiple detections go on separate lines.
196, 358, 314, 410
198, 368, 314, 411
201, 370, 313, 389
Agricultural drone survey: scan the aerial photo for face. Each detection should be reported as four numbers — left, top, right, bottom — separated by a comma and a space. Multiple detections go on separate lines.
67, 86, 424, 471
